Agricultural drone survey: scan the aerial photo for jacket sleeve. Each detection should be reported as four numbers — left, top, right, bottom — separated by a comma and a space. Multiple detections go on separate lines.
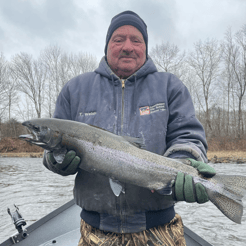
52, 82, 73, 120
163, 75, 208, 163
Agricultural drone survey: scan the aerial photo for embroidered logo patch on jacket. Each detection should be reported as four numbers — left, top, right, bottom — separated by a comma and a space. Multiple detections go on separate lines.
139, 106, 150, 115
139, 103, 165, 116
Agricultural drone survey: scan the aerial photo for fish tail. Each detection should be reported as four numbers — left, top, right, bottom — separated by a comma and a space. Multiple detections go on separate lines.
206, 174, 246, 224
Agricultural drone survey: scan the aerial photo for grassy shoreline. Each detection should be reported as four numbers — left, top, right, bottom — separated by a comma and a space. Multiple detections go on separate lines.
0, 151, 246, 163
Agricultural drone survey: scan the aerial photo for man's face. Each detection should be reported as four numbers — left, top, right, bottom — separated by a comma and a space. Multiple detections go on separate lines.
107, 25, 146, 79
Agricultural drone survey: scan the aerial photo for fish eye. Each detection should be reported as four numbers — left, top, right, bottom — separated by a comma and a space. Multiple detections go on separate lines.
33, 125, 40, 131
40, 126, 50, 135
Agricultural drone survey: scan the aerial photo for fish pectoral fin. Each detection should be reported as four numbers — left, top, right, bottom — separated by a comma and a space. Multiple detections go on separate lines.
123, 136, 145, 149
53, 148, 67, 164
109, 178, 124, 197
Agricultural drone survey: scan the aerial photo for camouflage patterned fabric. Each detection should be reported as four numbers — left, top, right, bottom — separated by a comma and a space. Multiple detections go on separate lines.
78, 214, 186, 246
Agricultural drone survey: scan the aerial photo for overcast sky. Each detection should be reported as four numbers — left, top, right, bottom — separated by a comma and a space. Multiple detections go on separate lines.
1, 0, 246, 62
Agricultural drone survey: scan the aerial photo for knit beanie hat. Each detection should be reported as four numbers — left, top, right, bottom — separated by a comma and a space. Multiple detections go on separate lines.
104, 10, 148, 56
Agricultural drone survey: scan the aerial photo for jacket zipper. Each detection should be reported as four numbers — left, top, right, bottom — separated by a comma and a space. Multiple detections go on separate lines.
120, 79, 126, 232
121, 79, 125, 134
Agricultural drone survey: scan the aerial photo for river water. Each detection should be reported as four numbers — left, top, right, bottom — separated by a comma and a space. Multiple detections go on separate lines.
0, 158, 245, 246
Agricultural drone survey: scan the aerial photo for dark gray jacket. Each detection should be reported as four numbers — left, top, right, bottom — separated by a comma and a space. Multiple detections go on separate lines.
44, 57, 207, 233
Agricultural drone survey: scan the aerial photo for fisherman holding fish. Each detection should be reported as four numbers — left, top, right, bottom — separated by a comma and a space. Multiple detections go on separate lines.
42, 11, 217, 246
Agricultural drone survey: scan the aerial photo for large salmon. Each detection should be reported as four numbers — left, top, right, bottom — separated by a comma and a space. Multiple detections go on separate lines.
19, 118, 246, 224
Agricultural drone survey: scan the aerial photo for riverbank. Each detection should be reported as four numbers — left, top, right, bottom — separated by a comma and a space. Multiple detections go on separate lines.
0, 152, 44, 158
1, 151, 246, 163
0, 137, 246, 163
207, 151, 246, 163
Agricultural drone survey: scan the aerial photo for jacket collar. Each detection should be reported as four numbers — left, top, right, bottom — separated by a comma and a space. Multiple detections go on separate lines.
94, 56, 157, 82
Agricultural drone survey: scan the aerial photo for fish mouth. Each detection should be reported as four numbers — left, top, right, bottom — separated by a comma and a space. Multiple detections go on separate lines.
19, 134, 47, 146
19, 121, 47, 147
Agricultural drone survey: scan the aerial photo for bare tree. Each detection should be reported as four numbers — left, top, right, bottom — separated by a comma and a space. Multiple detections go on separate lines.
15, 95, 37, 121
41, 45, 64, 117
11, 53, 47, 118
0, 53, 9, 119
41, 45, 98, 117
69, 52, 98, 77
234, 25, 246, 137
41, 45, 62, 96
219, 55, 235, 136
180, 66, 201, 110
5, 78, 19, 121
223, 26, 246, 137
187, 39, 222, 135
58, 53, 74, 87
150, 41, 186, 80
4, 65, 19, 121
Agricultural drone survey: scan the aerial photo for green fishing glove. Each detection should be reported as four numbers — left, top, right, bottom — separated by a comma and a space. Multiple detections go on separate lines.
187, 158, 216, 177
173, 159, 216, 203
174, 172, 209, 203
47, 150, 80, 175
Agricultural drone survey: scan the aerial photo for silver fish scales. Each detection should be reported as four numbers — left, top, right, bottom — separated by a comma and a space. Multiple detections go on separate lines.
19, 118, 246, 224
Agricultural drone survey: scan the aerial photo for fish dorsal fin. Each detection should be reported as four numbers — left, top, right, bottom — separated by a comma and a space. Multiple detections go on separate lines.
123, 136, 145, 149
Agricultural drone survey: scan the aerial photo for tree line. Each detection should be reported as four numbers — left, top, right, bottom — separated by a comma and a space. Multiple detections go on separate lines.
150, 25, 246, 147
0, 25, 246, 150
0, 45, 97, 120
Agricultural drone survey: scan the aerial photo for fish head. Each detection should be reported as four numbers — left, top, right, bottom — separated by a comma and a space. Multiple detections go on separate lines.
19, 118, 62, 151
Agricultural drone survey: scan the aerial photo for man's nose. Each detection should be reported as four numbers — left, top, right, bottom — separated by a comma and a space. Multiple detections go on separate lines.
122, 38, 134, 52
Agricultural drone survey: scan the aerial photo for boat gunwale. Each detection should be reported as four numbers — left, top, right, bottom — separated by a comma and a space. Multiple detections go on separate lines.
0, 199, 212, 246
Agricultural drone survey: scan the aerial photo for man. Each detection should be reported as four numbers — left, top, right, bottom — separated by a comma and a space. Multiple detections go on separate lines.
43, 11, 215, 246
